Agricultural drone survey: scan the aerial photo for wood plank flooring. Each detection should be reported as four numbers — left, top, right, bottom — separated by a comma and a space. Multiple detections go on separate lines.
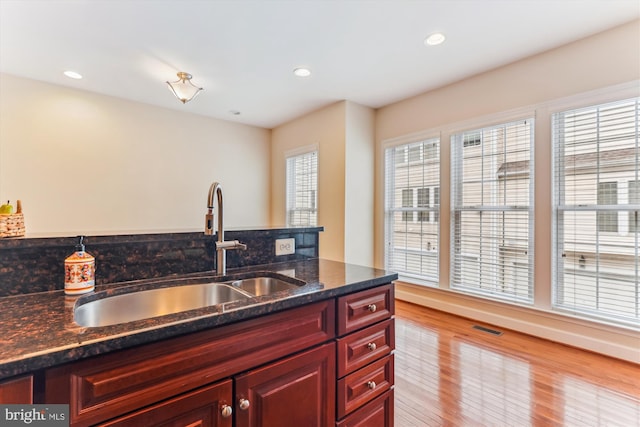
394, 300, 640, 426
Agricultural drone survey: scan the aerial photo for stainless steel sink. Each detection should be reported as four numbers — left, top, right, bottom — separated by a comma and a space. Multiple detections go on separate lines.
230, 277, 300, 296
74, 283, 251, 327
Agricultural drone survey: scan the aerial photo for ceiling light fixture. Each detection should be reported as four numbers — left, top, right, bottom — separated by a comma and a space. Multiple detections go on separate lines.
63, 70, 83, 79
166, 72, 203, 104
293, 67, 311, 77
424, 32, 446, 46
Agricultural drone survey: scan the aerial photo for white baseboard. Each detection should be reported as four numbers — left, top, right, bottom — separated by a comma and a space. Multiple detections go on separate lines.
396, 284, 640, 364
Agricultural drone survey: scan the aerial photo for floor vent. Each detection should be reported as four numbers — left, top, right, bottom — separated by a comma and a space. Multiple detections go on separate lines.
472, 325, 503, 336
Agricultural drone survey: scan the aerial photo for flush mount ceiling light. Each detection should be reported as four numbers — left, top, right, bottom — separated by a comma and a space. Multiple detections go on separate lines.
424, 32, 446, 46
293, 67, 311, 77
63, 70, 83, 79
166, 72, 203, 104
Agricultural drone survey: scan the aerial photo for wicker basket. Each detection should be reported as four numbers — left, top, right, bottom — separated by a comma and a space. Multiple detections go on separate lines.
0, 213, 25, 238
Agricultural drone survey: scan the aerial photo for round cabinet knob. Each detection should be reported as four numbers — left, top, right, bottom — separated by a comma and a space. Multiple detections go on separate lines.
367, 342, 377, 351
367, 304, 377, 313
220, 405, 233, 418
367, 381, 377, 390
238, 398, 251, 411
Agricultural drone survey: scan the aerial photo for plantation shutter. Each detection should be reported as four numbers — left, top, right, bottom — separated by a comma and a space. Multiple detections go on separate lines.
552, 98, 639, 327
451, 119, 534, 303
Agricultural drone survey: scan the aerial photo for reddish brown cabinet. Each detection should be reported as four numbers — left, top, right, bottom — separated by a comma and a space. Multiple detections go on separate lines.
99, 380, 233, 427
46, 300, 334, 426
336, 284, 395, 425
0, 374, 33, 403
40, 283, 394, 426
235, 342, 335, 427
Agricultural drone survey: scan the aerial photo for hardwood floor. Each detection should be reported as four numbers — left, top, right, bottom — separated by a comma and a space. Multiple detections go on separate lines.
394, 300, 640, 426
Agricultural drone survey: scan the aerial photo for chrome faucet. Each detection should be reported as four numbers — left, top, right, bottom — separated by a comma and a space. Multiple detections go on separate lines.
205, 182, 247, 275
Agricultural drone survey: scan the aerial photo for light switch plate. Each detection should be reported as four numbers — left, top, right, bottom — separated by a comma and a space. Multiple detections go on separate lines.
275, 238, 295, 256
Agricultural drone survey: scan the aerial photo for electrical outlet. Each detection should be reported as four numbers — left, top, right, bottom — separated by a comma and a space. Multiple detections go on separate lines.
275, 238, 295, 256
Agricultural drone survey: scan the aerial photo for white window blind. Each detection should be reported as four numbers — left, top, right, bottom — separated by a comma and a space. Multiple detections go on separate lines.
451, 119, 534, 303
385, 138, 440, 284
552, 98, 639, 327
286, 150, 317, 227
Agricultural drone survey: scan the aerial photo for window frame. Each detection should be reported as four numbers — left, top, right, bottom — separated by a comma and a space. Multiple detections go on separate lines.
450, 118, 535, 304
551, 97, 639, 328
285, 147, 318, 227
384, 135, 441, 285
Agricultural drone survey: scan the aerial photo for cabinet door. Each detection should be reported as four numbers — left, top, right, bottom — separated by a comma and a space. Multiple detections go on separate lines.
235, 342, 336, 427
99, 380, 233, 427
0, 375, 33, 403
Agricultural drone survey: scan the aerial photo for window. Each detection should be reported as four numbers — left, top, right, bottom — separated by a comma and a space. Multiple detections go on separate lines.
451, 119, 534, 303
286, 150, 317, 226
402, 189, 414, 222
597, 182, 618, 232
552, 97, 639, 326
630, 180, 639, 233
417, 188, 430, 222
385, 138, 440, 284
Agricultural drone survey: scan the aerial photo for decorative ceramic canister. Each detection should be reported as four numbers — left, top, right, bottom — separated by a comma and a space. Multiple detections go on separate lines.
64, 236, 95, 295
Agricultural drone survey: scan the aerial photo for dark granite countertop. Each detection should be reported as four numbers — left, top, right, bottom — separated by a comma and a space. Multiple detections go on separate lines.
0, 258, 397, 380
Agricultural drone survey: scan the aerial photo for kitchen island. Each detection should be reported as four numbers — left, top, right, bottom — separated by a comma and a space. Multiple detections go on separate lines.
0, 258, 396, 426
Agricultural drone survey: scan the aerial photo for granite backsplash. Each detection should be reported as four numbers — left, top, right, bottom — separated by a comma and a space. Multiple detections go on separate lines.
0, 227, 322, 296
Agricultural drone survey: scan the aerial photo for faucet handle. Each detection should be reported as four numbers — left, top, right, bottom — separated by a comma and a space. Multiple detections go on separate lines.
216, 240, 247, 250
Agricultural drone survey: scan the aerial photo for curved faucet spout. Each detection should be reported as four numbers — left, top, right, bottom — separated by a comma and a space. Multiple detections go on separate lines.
205, 182, 246, 275
205, 182, 223, 241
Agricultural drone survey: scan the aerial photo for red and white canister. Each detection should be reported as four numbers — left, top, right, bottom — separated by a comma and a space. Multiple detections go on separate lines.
64, 236, 95, 295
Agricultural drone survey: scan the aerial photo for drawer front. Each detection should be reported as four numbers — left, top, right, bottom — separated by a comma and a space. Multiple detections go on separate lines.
337, 354, 394, 419
46, 300, 335, 427
336, 389, 394, 427
337, 318, 394, 377
99, 380, 233, 427
337, 284, 394, 336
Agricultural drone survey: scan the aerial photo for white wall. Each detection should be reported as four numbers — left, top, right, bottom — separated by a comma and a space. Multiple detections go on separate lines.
374, 20, 640, 362
0, 74, 271, 235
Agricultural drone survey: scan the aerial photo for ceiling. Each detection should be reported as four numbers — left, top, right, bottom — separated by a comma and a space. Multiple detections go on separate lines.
1, 1, 638, 129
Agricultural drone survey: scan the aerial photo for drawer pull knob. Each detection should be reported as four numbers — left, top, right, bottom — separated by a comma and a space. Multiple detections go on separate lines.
239, 398, 251, 411
221, 405, 233, 418
367, 342, 377, 351
367, 381, 377, 390
367, 304, 377, 313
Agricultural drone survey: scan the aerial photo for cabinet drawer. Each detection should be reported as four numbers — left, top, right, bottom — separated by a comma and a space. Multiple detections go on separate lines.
337, 284, 394, 336
337, 354, 394, 418
337, 318, 394, 377
336, 389, 394, 427
46, 300, 335, 427
99, 380, 233, 427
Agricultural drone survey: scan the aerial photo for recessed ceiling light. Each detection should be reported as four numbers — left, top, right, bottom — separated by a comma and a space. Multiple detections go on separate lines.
424, 33, 446, 46
63, 70, 83, 79
293, 67, 311, 77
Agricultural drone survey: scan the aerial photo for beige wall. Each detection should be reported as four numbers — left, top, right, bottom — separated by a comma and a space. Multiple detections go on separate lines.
0, 74, 271, 235
271, 101, 346, 261
345, 101, 375, 267
374, 20, 640, 362
271, 100, 375, 265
